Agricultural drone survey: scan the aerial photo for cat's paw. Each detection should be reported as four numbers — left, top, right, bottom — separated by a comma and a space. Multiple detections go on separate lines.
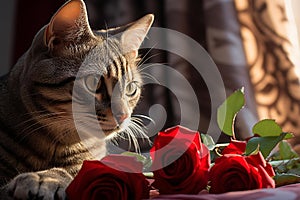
7, 168, 72, 200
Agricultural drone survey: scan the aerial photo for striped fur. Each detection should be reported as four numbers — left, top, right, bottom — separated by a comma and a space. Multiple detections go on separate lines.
0, 0, 153, 198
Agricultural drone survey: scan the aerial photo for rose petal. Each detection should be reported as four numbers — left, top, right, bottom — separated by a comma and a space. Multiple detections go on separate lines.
101, 154, 143, 173
222, 140, 247, 155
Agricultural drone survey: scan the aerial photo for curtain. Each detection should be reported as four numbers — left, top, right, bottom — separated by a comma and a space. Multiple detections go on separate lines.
12, 0, 66, 64
235, 0, 300, 153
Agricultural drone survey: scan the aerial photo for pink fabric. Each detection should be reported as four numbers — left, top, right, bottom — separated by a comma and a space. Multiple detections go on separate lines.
154, 183, 300, 200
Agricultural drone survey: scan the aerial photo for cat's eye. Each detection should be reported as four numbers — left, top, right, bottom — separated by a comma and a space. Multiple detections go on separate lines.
84, 75, 101, 92
126, 82, 139, 97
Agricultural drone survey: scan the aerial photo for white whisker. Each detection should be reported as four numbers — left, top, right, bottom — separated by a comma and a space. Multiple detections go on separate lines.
137, 44, 159, 67
140, 72, 161, 84
132, 114, 156, 125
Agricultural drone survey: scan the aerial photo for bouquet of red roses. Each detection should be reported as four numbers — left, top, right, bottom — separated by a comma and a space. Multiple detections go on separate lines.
66, 88, 300, 199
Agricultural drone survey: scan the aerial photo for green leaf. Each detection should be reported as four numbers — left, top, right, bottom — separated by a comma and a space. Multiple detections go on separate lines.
252, 119, 294, 139
252, 119, 282, 137
278, 141, 299, 160
248, 144, 260, 156
121, 151, 147, 163
285, 158, 300, 175
283, 132, 294, 139
245, 141, 260, 157
121, 152, 153, 172
270, 158, 300, 174
245, 132, 289, 158
273, 174, 300, 187
143, 156, 153, 172
217, 88, 245, 137
270, 141, 298, 161
201, 133, 216, 151
143, 172, 154, 178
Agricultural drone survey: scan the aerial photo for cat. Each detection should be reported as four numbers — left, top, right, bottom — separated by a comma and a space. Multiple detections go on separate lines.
0, 0, 154, 199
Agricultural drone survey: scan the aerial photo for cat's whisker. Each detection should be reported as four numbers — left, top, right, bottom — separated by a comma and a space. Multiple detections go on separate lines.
113, 131, 128, 141
16, 112, 67, 129
108, 137, 120, 147
125, 131, 134, 152
49, 124, 79, 147
130, 117, 144, 126
47, 122, 72, 146
104, 25, 110, 67
115, 116, 152, 153
17, 109, 53, 121
50, 120, 79, 145
123, 127, 141, 153
130, 121, 149, 139
18, 125, 53, 142
132, 114, 154, 123
131, 120, 150, 141
137, 45, 159, 67
132, 114, 155, 124
139, 72, 161, 84
23, 110, 64, 116
138, 62, 168, 73
18, 118, 72, 143
18, 116, 55, 134
21, 111, 66, 120
104, 21, 109, 40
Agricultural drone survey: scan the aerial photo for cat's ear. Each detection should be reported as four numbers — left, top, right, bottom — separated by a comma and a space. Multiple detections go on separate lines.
120, 14, 154, 58
44, 0, 95, 51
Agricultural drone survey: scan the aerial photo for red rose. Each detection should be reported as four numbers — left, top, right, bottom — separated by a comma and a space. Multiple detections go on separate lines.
150, 125, 210, 194
245, 152, 275, 188
209, 152, 275, 194
66, 155, 150, 200
222, 140, 246, 155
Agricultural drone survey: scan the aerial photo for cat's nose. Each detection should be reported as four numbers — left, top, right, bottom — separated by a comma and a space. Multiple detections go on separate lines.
115, 113, 129, 124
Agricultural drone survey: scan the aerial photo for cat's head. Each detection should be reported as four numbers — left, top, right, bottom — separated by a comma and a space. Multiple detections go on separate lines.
12, 0, 154, 144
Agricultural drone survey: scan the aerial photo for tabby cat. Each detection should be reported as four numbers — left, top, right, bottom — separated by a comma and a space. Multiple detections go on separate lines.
0, 0, 153, 199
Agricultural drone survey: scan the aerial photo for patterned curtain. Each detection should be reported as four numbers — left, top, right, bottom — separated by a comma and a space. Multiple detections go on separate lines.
202, 0, 259, 140
235, 0, 300, 153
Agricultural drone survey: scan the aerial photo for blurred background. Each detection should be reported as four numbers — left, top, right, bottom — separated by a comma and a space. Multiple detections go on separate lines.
2, 0, 300, 153
0, 0, 15, 77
